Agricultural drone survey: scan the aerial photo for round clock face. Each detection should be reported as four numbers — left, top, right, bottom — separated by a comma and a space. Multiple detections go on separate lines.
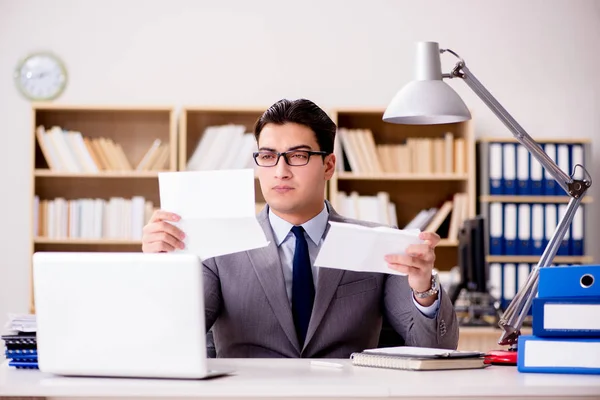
14, 52, 67, 101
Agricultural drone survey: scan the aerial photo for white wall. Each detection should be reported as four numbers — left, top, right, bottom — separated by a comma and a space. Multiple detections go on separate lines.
1, 0, 599, 321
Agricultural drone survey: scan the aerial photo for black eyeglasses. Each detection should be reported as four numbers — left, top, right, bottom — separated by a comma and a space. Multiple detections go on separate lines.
253, 150, 329, 167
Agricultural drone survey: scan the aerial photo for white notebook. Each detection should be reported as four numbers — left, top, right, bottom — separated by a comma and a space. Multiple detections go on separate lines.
351, 346, 487, 371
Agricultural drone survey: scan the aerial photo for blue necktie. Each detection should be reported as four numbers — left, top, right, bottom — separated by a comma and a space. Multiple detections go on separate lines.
291, 226, 315, 347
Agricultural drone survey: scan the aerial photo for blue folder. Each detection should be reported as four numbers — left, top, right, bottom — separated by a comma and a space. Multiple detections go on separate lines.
532, 297, 600, 337
538, 265, 600, 298
518, 335, 600, 374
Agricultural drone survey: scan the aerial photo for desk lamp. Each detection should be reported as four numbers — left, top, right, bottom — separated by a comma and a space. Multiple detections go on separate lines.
382, 41, 592, 364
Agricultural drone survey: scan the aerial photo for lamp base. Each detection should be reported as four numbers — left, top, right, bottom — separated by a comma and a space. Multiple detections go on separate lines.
484, 349, 518, 366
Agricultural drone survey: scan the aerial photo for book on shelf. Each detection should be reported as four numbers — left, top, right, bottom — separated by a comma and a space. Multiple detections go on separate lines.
403, 192, 468, 241
335, 191, 397, 227
336, 128, 466, 175
350, 346, 486, 371
135, 138, 171, 171
186, 124, 257, 171
36, 125, 169, 173
33, 195, 156, 240
334, 191, 468, 241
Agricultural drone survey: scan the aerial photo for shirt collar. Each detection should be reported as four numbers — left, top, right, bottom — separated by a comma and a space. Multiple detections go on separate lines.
268, 203, 329, 246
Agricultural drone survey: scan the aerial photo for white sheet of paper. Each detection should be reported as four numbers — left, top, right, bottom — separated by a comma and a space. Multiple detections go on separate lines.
314, 222, 423, 276
158, 169, 269, 259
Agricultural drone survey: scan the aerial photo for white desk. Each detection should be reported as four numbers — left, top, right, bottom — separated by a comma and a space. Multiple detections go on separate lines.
1, 359, 599, 400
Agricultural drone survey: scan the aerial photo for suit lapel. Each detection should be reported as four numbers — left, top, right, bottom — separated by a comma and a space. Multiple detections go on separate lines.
303, 203, 346, 349
247, 206, 300, 353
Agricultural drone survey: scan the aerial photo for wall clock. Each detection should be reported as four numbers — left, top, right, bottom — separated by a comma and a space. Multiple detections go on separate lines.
14, 52, 68, 101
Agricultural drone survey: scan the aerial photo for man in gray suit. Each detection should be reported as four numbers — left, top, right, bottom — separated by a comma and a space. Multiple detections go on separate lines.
142, 99, 459, 358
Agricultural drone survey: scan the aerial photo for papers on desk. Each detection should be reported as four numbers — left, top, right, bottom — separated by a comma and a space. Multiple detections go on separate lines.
314, 222, 423, 276
158, 169, 269, 259
3, 314, 37, 333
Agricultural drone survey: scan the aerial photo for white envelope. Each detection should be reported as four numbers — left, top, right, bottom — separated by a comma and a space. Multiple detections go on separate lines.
158, 169, 269, 259
314, 222, 423, 276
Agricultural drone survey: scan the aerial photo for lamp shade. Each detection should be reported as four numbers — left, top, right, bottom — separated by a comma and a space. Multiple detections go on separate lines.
383, 42, 472, 125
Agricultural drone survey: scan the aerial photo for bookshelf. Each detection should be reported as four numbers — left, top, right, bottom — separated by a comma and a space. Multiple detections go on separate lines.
329, 108, 476, 273
477, 137, 594, 310
30, 104, 177, 311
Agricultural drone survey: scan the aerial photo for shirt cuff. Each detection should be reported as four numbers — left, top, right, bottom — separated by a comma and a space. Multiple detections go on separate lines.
412, 290, 441, 319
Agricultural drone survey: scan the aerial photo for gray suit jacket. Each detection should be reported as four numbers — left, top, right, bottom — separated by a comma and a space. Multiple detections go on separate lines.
203, 202, 459, 358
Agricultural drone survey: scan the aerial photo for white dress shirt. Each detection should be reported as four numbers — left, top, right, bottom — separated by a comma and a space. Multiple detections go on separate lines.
268, 202, 440, 318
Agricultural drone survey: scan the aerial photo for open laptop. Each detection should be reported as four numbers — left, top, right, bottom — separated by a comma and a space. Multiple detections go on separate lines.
32, 251, 228, 379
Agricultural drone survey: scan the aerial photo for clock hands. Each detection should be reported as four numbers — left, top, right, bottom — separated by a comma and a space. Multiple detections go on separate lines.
27, 71, 51, 79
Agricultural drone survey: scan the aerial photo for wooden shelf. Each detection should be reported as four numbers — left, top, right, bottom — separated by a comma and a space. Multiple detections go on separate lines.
180, 105, 268, 113
32, 237, 457, 249
34, 169, 167, 178
34, 238, 142, 245
480, 195, 593, 203
478, 137, 592, 144
438, 239, 459, 247
336, 173, 469, 181
486, 255, 593, 263
30, 103, 173, 112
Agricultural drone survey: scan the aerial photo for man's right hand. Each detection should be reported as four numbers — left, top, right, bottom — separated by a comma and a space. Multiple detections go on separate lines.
142, 210, 186, 253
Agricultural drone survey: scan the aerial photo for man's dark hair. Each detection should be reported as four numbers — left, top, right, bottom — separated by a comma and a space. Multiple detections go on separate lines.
254, 99, 336, 154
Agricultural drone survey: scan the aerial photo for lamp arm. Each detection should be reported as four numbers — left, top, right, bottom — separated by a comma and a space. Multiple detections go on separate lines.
442, 53, 592, 347
498, 196, 582, 346
450, 62, 573, 192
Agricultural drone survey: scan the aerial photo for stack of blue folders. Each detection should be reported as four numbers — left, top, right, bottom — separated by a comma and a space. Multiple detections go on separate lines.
2, 333, 38, 369
518, 264, 600, 374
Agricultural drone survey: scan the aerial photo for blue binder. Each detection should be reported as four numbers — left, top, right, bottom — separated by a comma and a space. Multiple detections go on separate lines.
532, 297, 600, 337
503, 204, 517, 256
543, 143, 557, 195
502, 143, 517, 195
556, 144, 570, 196
489, 203, 503, 255
518, 335, 600, 374
538, 265, 600, 298
530, 204, 545, 256
489, 143, 503, 195
516, 145, 531, 195
530, 144, 544, 195
571, 207, 585, 256
517, 204, 531, 255
557, 204, 570, 256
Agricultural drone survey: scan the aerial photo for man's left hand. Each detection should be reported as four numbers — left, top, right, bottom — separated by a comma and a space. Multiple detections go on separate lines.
385, 231, 441, 304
